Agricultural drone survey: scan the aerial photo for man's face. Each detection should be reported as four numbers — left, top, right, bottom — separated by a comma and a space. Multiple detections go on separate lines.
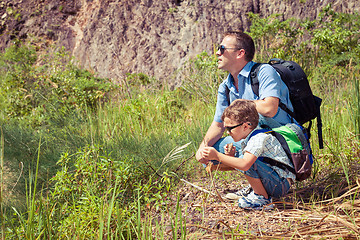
216, 35, 240, 72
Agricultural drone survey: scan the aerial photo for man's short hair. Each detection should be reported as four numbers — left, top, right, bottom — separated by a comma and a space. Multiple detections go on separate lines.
223, 31, 255, 62
221, 99, 259, 128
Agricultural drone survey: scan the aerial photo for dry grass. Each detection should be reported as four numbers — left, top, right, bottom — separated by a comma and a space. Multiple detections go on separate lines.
151, 165, 360, 239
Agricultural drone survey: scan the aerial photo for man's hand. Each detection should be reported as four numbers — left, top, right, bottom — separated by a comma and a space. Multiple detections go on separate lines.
196, 146, 205, 162
196, 121, 225, 162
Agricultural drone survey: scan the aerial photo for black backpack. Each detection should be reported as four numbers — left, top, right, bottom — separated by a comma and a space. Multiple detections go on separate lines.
250, 58, 323, 149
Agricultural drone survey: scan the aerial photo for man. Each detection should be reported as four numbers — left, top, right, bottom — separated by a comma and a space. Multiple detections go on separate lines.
196, 31, 294, 198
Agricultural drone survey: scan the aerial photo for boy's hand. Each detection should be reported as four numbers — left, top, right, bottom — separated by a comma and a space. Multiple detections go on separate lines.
224, 143, 235, 156
202, 147, 219, 161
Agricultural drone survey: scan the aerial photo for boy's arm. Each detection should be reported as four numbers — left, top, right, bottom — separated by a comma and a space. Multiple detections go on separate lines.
202, 147, 257, 171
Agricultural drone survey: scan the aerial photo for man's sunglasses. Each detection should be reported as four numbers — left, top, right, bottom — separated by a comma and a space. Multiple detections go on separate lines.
218, 45, 241, 54
225, 122, 244, 132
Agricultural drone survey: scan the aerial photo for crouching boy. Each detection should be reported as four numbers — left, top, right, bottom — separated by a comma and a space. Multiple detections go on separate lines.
198, 99, 295, 210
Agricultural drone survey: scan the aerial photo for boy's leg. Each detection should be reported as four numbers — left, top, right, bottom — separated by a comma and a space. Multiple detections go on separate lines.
240, 159, 291, 198
243, 175, 268, 199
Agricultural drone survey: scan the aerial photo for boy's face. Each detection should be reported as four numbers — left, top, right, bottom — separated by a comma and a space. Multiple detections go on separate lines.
223, 117, 248, 142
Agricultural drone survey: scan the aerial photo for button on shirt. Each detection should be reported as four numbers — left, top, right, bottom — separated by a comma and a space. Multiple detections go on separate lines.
213, 61, 293, 125
241, 127, 296, 181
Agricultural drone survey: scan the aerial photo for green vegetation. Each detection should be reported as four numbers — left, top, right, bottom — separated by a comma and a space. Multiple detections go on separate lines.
1, 5, 359, 239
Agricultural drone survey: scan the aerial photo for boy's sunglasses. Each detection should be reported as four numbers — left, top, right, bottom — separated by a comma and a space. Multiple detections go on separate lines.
225, 123, 244, 132
218, 45, 241, 54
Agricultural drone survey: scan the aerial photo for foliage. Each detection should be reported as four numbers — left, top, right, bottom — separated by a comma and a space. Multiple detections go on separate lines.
0, 44, 117, 128
1, 5, 360, 239
4, 144, 184, 239
311, 4, 360, 65
247, 5, 360, 70
179, 51, 226, 105
247, 12, 304, 63
48, 145, 139, 238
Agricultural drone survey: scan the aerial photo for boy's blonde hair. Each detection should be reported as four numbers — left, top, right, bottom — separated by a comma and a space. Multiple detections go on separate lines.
221, 99, 259, 129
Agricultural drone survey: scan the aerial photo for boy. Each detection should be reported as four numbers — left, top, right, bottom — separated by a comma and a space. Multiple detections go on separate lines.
199, 99, 295, 210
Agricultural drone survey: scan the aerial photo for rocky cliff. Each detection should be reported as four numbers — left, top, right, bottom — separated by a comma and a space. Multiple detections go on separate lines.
1, 0, 359, 84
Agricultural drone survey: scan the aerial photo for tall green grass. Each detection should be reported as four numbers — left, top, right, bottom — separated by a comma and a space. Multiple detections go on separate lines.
1, 6, 360, 239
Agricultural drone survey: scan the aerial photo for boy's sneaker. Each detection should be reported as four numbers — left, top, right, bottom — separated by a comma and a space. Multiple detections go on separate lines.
238, 191, 274, 210
224, 185, 252, 201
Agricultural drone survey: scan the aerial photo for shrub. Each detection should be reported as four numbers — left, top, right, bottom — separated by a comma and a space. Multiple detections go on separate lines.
0, 44, 118, 128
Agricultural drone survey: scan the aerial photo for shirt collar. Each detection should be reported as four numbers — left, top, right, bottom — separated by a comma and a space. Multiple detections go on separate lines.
226, 61, 255, 86
239, 61, 255, 78
241, 126, 262, 148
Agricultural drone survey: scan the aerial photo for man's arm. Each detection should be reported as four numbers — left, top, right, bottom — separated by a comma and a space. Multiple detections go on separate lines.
196, 121, 224, 162
254, 96, 279, 118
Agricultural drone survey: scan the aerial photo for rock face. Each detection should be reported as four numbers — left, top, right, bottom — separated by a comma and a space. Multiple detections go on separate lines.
1, 0, 359, 83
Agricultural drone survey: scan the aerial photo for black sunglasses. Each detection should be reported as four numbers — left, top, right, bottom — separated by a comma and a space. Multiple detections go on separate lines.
218, 45, 241, 54
225, 122, 244, 132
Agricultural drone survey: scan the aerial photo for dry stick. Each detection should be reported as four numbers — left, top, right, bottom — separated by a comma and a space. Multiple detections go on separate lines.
185, 223, 265, 240
327, 214, 360, 235
271, 212, 359, 237
270, 219, 327, 237
316, 184, 360, 205
301, 227, 352, 236
10, 162, 24, 193
271, 201, 313, 211
180, 178, 215, 196
206, 162, 229, 207
174, 153, 195, 173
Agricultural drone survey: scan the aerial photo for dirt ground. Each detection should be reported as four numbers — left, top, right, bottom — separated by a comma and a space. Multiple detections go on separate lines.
154, 166, 360, 239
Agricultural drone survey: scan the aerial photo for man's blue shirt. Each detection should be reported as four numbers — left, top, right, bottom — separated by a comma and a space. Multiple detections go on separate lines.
214, 61, 293, 125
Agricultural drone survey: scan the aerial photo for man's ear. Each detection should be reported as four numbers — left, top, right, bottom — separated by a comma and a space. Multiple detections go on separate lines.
236, 49, 246, 59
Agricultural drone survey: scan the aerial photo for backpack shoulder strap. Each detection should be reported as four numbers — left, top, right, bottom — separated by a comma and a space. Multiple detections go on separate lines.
225, 84, 230, 105
249, 128, 292, 163
250, 63, 263, 97
248, 128, 269, 139
250, 129, 296, 175
260, 130, 296, 175
250, 61, 296, 120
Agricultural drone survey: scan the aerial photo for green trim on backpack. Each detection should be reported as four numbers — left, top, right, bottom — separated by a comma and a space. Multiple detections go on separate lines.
272, 125, 303, 153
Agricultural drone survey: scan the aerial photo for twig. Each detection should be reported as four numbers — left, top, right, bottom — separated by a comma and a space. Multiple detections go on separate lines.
142, 158, 162, 178
207, 162, 228, 206
180, 178, 215, 196
174, 152, 195, 172
10, 162, 24, 193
